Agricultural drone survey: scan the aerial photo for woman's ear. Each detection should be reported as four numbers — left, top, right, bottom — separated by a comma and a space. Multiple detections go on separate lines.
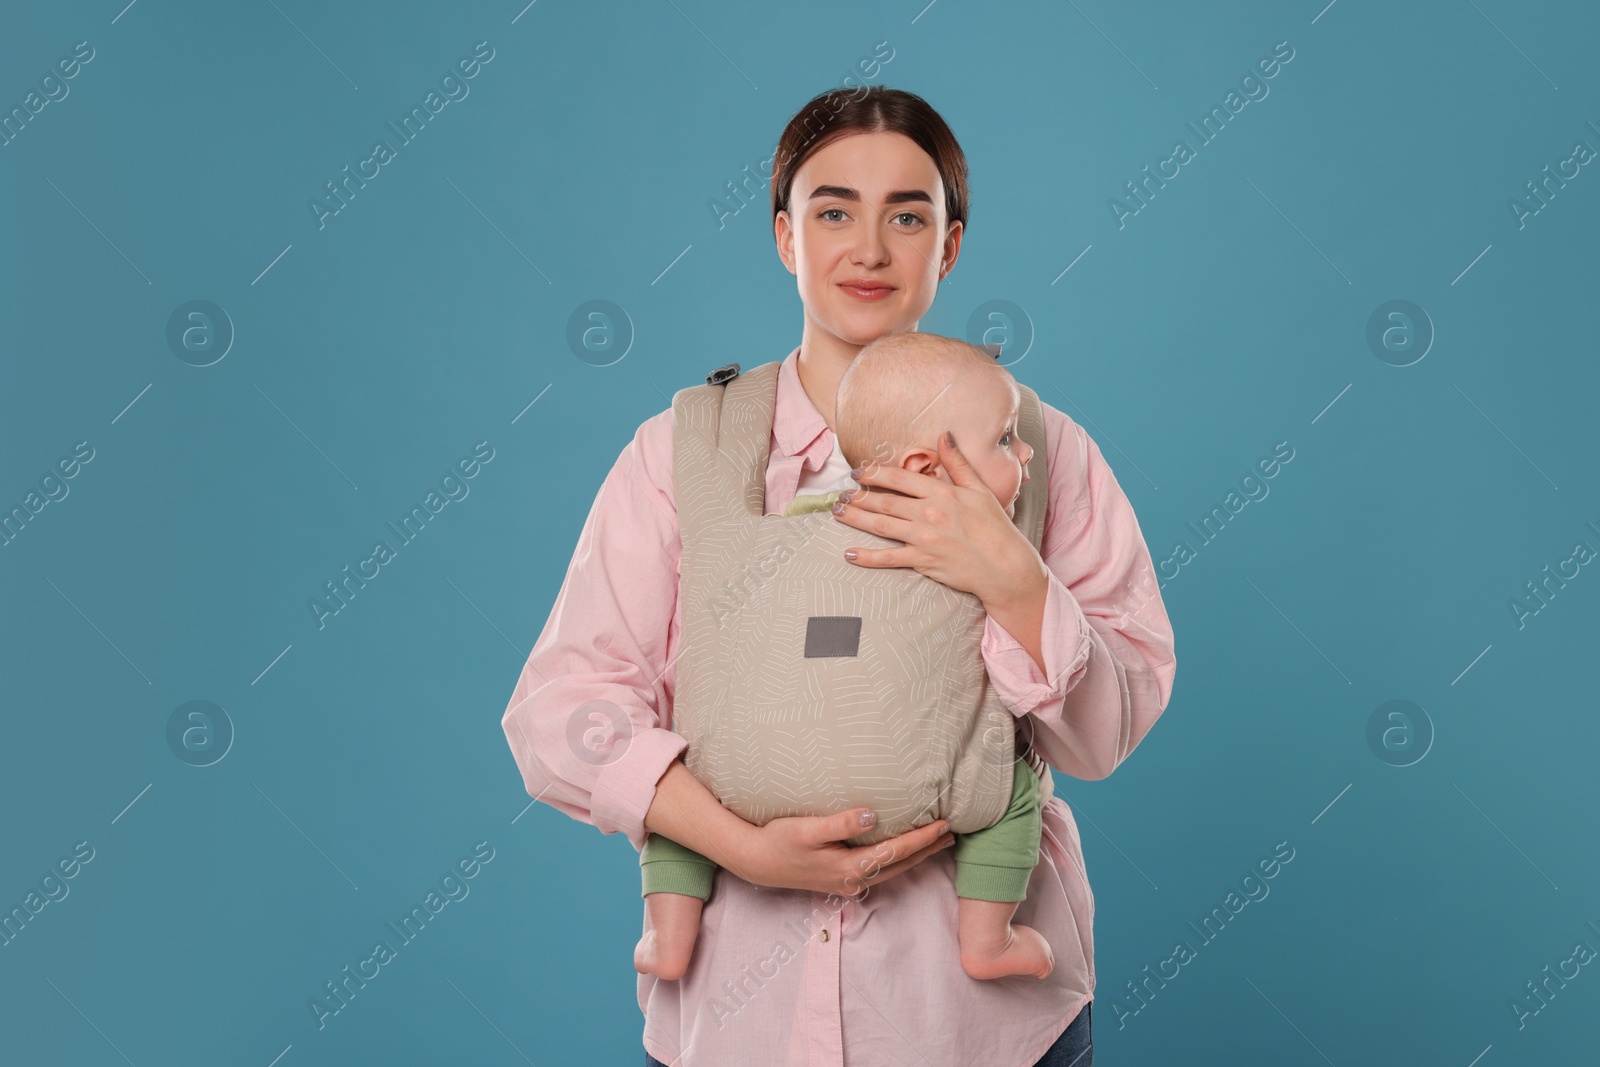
938, 218, 964, 279
774, 211, 797, 275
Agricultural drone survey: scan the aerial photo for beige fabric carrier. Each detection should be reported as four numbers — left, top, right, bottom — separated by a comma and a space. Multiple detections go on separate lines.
670, 358, 1054, 848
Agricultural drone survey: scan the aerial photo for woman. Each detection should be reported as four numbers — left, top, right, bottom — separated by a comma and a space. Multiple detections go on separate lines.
501, 86, 1176, 1067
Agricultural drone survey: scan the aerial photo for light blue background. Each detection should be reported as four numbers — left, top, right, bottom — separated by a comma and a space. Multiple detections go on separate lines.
3, 1, 1597, 1064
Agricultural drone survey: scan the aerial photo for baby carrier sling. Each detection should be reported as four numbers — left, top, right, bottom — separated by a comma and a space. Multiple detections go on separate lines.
670, 358, 1055, 848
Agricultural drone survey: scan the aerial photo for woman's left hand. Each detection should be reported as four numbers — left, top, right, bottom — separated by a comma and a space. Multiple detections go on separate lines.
831, 431, 1045, 613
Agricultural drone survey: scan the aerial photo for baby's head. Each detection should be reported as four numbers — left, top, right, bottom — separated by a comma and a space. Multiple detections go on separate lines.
834, 332, 1034, 518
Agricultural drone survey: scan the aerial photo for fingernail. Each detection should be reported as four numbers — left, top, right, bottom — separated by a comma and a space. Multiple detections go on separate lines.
944, 431, 956, 447
844, 549, 857, 560
850, 466, 863, 479
858, 810, 877, 827
838, 489, 855, 504
941, 837, 955, 850
831, 501, 845, 514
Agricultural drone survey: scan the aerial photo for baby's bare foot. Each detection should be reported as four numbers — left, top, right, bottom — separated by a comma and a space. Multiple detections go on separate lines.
636, 892, 704, 981
634, 929, 694, 981
959, 921, 1054, 981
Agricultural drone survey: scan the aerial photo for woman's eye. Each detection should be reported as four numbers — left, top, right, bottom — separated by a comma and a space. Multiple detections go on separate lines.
893, 211, 924, 227
1000, 431, 1012, 447
820, 208, 848, 222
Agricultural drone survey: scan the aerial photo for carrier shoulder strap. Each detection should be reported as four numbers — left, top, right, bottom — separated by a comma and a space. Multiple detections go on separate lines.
1010, 382, 1049, 553
1008, 380, 1054, 800
671, 361, 781, 544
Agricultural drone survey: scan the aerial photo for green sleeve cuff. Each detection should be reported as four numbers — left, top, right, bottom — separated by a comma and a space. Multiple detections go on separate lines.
784, 489, 844, 516
954, 859, 1034, 903
640, 832, 716, 899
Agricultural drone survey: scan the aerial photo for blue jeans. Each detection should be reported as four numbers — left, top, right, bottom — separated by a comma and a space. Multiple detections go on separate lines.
644, 998, 1091, 1066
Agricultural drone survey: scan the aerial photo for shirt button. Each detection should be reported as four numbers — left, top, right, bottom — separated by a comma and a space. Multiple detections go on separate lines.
819, 929, 829, 942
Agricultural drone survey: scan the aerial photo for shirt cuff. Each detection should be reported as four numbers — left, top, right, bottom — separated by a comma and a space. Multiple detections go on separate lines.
590, 725, 690, 853
981, 570, 1094, 716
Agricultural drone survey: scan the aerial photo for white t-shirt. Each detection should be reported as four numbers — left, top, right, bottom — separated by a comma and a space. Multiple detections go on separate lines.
799, 432, 860, 496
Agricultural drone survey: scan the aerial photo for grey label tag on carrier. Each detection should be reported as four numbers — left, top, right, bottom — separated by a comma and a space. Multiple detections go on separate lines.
804, 616, 862, 658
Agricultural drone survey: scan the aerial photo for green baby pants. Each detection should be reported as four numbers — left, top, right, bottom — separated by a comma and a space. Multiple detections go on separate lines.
639, 755, 1042, 903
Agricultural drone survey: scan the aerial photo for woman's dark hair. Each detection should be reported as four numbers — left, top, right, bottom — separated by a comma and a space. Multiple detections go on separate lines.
770, 85, 969, 232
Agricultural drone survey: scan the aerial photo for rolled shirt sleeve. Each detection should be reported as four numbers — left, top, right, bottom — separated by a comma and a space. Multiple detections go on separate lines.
500, 411, 688, 853
980, 572, 1093, 712
980, 408, 1177, 782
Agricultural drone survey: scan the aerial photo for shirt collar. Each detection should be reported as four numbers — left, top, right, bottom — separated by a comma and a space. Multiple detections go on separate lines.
773, 345, 836, 472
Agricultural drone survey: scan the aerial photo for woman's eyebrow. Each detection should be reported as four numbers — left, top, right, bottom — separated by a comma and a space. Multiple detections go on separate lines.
808, 184, 934, 206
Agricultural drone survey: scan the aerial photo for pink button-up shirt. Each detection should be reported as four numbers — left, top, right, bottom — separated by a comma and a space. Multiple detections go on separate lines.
501, 345, 1177, 1067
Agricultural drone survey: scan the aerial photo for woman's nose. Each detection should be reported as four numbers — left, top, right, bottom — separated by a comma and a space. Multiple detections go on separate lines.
853, 218, 889, 264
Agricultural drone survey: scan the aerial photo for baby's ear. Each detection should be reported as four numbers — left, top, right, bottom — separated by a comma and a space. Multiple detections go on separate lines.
899, 447, 941, 478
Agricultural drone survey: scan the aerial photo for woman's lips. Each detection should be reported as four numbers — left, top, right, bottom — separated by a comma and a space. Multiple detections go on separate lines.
839, 282, 894, 302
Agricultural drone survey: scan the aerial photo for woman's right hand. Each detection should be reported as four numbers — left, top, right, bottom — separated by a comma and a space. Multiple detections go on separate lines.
734, 809, 955, 897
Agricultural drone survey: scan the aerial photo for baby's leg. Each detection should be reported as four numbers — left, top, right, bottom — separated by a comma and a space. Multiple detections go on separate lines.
636, 832, 717, 981
952, 757, 1053, 980
636, 892, 705, 981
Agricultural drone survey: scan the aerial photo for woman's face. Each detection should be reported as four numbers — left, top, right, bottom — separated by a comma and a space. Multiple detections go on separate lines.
775, 130, 963, 348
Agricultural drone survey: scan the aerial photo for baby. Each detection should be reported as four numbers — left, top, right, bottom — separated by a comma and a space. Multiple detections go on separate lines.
635, 331, 1053, 983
